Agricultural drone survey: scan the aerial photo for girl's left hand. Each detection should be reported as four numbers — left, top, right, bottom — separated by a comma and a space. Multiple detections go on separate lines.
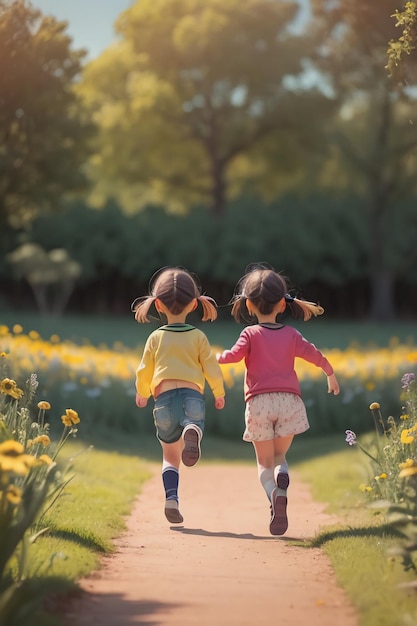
327, 373, 340, 395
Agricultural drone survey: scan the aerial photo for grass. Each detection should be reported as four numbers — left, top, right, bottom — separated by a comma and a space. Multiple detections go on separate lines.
292, 435, 417, 626
7, 438, 151, 626
10, 429, 417, 626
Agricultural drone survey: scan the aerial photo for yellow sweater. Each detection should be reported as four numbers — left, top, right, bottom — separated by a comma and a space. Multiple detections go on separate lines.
136, 324, 225, 400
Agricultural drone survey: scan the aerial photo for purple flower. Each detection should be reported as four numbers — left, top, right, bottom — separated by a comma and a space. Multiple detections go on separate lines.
401, 373, 415, 389
345, 429, 357, 446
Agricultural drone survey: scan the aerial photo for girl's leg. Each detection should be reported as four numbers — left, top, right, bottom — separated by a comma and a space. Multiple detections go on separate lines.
160, 440, 183, 524
253, 435, 294, 536
270, 435, 293, 535
273, 434, 294, 489
252, 440, 277, 503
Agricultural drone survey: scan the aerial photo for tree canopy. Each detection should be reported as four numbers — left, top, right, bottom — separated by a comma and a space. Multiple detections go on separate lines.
0, 0, 93, 227
311, 0, 417, 319
78, 0, 336, 215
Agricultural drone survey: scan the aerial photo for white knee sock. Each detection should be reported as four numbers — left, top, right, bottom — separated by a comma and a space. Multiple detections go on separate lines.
274, 462, 289, 482
258, 468, 276, 502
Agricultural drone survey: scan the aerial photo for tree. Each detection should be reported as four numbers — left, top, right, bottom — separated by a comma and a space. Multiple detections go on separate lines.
0, 1, 93, 228
310, 0, 417, 320
78, 0, 335, 216
7, 243, 81, 314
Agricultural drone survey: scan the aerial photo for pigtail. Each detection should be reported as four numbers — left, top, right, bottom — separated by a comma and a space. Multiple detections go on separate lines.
198, 295, 218, 322
131, 295, 157, 323
230, 295, 252, 324
285, 294, 324, 322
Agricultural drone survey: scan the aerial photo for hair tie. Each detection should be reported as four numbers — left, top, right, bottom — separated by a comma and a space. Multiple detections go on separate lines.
130, 297, 141, 312
284, 294, 294, 303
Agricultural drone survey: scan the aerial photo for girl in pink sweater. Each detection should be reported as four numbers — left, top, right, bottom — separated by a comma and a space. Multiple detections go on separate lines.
217, 263, 339, 536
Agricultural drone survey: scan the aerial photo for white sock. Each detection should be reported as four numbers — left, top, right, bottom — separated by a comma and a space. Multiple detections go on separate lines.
259, 468, 276, 502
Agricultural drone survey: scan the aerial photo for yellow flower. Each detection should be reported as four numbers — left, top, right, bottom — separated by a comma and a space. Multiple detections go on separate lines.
375, 473, 387, 480
61, 415, 72, 427
399, 466, 417, 478
64, 408, 80, 425
39, 454, 54, 465
369, 402, 380, 410
400, 414, 409, 420
0, 378, 24, 400
50, 334, 60, 343
0, 440, 41, 475
37, 401, 51, 410
399, 458, 415, 469
0, 352, 7, 358
0, 441, 24, 455
12, 324, 23, 334
29, 330, 40, 340
0, 325, 9, 336
359, 484, 373, 492
32, 435, 50, 447
401, 429, 415, 444
5, 485, 22, 505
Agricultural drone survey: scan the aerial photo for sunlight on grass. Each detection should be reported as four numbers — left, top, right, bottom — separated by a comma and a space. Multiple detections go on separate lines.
26, 441, 151, 579
293, 439, 417, 626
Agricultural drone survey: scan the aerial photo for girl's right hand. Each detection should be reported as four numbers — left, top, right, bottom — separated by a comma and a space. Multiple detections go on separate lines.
136, 392, 148, 408
215, 396, 225, 409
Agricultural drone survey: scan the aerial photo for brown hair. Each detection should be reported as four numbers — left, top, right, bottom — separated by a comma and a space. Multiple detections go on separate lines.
131, 267, 218, 323
230, 266, 324, 324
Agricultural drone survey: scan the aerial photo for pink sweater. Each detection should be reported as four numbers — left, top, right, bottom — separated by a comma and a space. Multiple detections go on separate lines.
217, 324, 334, 402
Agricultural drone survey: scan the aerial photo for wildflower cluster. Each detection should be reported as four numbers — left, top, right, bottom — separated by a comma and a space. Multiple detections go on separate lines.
345, 373, 417, 504
0, 350, 81, 621
346, 372, 417, 573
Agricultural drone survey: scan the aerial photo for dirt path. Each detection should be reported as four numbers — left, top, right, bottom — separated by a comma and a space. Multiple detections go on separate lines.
66, 462, 357, 626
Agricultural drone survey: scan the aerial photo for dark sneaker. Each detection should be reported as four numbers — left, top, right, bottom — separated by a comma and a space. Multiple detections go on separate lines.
164, 500, 183, 524
182, 425, 201, 467
277, 472, 290, 490
269, 488, 288, 536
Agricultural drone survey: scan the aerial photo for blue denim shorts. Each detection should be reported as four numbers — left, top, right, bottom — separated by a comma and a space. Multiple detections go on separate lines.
153, 388, 205, 444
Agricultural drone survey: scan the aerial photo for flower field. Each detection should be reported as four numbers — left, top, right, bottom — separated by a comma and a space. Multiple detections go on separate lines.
1, 323, 416, 437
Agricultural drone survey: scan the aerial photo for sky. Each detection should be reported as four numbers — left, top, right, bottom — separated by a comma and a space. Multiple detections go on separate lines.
31, 1, 310, 60
30, 0, 134, 59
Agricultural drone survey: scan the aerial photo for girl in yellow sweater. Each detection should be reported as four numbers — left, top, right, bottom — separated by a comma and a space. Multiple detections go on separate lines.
132, 267, 225, 524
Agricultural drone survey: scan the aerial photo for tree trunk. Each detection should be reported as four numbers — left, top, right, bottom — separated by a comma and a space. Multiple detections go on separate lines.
210, 159, 226, 217
369, 269, 396, 321
367, 79, 398, 321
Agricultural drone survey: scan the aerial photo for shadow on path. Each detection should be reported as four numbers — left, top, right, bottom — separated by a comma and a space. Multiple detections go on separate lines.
69, 593, 183, 626
171, 526, 309, 542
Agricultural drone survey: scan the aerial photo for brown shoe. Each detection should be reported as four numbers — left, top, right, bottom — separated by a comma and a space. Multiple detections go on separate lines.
181, 425, 201, 467
269, 488, 288, 536
164, 500, 183, 524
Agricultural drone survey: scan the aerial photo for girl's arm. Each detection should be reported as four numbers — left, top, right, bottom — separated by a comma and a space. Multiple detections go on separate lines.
199, 335, 225, 402
135, 336, 155, 401
327, 372, 340, 395
217, 331, 249, 364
